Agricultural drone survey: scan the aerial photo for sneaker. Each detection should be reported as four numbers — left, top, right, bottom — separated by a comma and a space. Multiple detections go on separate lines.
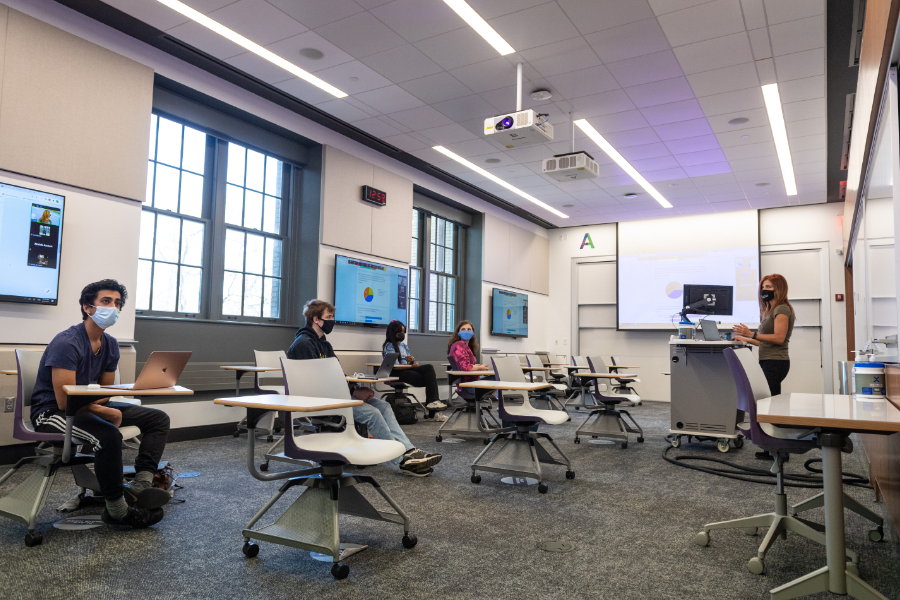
123, 480, 171, 510
401, 448, 442, 469
425, 400, 447, 411
400, 463, 434, 477
102, 506, 165, 529
432, 412, 449, 422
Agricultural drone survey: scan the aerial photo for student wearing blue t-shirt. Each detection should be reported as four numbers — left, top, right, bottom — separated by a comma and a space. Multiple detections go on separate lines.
31, 280, 171, 528
382, 320, 445, 420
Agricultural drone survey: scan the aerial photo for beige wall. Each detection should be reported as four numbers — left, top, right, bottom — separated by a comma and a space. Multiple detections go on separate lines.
483, 213, 549, 295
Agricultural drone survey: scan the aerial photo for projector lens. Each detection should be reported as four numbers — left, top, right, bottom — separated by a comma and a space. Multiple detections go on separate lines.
497, 116, 514, 131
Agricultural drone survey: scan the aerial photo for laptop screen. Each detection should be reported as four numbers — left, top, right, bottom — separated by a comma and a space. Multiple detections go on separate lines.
700, 320, 720, 341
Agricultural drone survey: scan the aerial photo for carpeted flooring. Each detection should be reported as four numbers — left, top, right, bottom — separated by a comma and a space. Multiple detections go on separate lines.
0, 400, 898, 600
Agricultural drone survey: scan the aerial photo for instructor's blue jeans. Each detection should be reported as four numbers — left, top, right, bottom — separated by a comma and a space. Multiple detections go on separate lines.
353, 398, 414, 465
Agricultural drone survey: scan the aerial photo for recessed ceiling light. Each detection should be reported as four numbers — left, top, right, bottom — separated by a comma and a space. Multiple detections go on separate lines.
154, 0, 347, 98
485, 158, 501, 164
761, 83, 798, 196
669, 184, 678, 187
755, 183, 770, 187
562, 204, 574, 207
442, 0, 514, 55
728, 117, 749, 125
741, 135, 750, 139
624, 193, 638, 199
530, 90, 552, 101
298, 48, 324, 60
349, 77, 359, 82
433, 146, 568, 218
574, 119, 672, 209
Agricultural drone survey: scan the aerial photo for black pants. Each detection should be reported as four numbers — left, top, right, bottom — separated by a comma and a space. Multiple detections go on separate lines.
759, 360, 791, 396
393, 364, 440, 403
35, 402, 170, 501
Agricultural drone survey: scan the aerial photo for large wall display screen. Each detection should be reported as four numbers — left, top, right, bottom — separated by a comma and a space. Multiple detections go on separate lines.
491, 288, 529, 338
617, 210, 760, 330
0, 181, 66, 305
334, 255, 408, 327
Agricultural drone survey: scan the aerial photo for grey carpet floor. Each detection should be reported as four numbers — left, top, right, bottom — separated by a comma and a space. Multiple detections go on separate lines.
1, 401, 898, 600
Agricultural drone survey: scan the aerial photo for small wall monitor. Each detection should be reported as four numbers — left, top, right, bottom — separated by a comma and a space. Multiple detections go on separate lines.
333, 255, 408, 327
681, 284, 734, 319
0, 181, 65, 305
491, 288, 528, 338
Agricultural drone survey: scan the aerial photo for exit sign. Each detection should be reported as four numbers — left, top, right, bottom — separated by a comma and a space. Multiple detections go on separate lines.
362, 185, 386, 206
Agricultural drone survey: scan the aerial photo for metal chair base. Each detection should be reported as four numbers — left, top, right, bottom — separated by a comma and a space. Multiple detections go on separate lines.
574, 406, 643, 446
470, 424, 573, 492
437, 403, 502, 442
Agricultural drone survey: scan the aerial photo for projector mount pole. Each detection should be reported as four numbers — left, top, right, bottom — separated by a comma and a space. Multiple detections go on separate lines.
570, 111, 575, 153
516, 63, 523, 112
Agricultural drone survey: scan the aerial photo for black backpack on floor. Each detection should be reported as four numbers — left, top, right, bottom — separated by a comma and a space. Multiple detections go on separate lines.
385, 395, 418, 425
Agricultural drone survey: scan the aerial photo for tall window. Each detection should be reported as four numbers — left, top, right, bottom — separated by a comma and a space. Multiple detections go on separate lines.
222, 143, 285, 318
408, 209, 422, 331
428, 216, 456, 332
137, 115, 207, 315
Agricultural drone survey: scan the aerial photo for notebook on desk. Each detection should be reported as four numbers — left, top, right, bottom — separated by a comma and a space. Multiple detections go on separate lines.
102, 351, 192, 390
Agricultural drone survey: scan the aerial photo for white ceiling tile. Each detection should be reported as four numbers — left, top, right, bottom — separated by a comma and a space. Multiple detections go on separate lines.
769, 15, 825, 56
697, 88, 765, 116
683, 162, 732, 176
791, 160, 825, 175
207, 0, 306, 45
518, 175, 561, 189
795, 195, 826, 205
478, 85, 521, 112
360, 44, 443, 83
686, 62, 759, 96
675, 148, 727, 166
519, 38, 603, 78
369, 0, 463, 43
776, 75, 824, 102
607, 51, 684, 87
505, 145, 556, 163
450, 58, 527, 94
673, 32, 754, 75
664, 135, 721, 153
657, 0, 745, 47
748, 28, 772, 61
547, 66, 620, 99
739, 0, 767, 28
716, 126, 773, 147
443, 138, 500, 158
782, 97, 825, 122
654, 118, 713, 140
557, 179, 605, 193
727, 155, 779, 170
315, 98, 374, 122
488, 3, 581, 51
597, 173, 644, 188
314, 11, 407, 59
432, 94, 498, 122
311, 60, 393, 94
785, 117, 825, 138
748, 196, 790, 208
356, 0, 393, 7
386, 105, 454, 130
603, 127, 664, 148
640, 99, 705, 125
711, 200, 752, 211
466, 0, 549, 20
584, 18, 671, 63
225, 52, 294, 84
417, 123, 478, 144
353, 116, 404, 137
587, 110, 651, 134
274, 77, 339, 104
344, 96, 382, 117
264, 31, 356, 73
165, 21, 246, 59
399, 72, 473, 104
380, 133, 429, 152
790, 148, 825, 164
377, 114, 411, 133
567, 90, 637, 118
631, 155, 681, 171
795, 172, 825, 186
733, 167, 782, 181
355, 85, 425, 113
722, 142, 776, 160
763, 0, 824, 25
789, 134, 826, 152
102, 0, 191, 30
774, 49, 824, 82
707, 107, 769, 132
623, 77, 696, 108
558, 0, 656, 35
265, 0, 363, 29
414, 27, 499, 70
667, 195, 711, 207
648, 0, 718, 15
644, 168, 690, 182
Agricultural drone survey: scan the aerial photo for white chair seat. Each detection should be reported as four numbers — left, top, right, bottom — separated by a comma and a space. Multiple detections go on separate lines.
760, 422, 811, 440
119, 426, 141, 439
503, 402, 569, 425
259, 385, 285, 394
609, 392, 641, 404
292, 433, 405, 465
551, 383, 567, 391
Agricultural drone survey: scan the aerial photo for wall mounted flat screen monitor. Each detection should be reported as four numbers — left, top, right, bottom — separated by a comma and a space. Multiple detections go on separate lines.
333, 255, 408, 327
0, 181, 65, 305
682, 284, 734, 317
491, 288, 528, 338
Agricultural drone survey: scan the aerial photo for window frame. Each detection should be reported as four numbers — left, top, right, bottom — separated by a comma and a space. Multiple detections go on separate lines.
415, 211, 464, 335
408, 209, 424, 332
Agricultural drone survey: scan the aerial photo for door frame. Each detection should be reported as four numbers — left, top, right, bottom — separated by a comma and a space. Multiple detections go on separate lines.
571, 254, 616, 357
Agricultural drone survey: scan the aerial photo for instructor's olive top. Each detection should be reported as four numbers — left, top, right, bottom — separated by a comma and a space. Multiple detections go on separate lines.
758, 303, 794, 361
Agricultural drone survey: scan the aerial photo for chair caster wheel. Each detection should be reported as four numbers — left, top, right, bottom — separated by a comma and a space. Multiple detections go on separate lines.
435, 435, 442, 442
538, 483, 549, 494
748, 557, 765, 575
266, 436, 274, 443
637, 437, 644, 443
846, 561, 859, 576
470, 474, 481, 484
232, 431, 241, 438
331, 563, 349, 579
483, 438, 490, 445
402, 534, 417, 549
869, 527, 884, 542
717, 440, 730, 453
242, 542, 259, 558
670, 437, 681, 448
733, 437, 744, 449
742, 527, 757, 536
259, 462, 269, 472
621, 442, 628, 449
694, 531, 709, 547
274, 427, 281, 433
24, 532, 43, 547
565, 470, 575, 480
574, 437, 580, 444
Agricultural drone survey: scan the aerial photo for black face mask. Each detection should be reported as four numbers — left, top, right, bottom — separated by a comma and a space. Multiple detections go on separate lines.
760, 289, 775, 302
397, 333, 405, 342
318, 319, 335, 334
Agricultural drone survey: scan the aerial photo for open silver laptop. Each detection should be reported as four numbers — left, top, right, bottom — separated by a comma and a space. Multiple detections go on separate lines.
102, 351, 192, 390
357, 353, 399, 379
699, 319, 721, 341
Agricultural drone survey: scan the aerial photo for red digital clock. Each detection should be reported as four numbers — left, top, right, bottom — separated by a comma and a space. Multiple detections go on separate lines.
362, 185, 387, 206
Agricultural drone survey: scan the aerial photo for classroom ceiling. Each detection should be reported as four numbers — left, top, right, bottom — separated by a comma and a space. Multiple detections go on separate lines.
100, 0, 827, 227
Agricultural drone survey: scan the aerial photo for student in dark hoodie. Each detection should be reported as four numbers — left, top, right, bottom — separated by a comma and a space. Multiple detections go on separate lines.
287, 299, 441, 476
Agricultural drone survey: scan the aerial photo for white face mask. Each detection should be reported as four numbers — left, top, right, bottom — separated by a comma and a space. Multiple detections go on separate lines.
90, 305, 119, 329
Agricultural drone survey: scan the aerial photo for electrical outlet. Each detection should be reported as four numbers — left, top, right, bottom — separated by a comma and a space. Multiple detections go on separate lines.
4, 397, 13, 413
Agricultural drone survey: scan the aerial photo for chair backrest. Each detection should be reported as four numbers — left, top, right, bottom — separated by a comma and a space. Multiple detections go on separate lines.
14, 349, 62, 441
255, 350, 287, 382
490, 356, 527, 383
524, 355, 545, 382
281, 357, 351, 400
590, 355, 610, 372
537, 352, 551, 366
726, 348, 773, 411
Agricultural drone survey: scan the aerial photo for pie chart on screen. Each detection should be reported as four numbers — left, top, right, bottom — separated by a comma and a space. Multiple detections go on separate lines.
506, 309, 512, 319
363, 287, 374, 302
666, 282, 683, 299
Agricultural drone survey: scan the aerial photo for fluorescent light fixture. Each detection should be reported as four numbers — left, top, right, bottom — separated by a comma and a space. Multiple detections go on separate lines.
761, 83, 797, 196
433, 146, 568, 219
574, 119, 672, 208
155, 0, 347, 98
442, 0, 515, 56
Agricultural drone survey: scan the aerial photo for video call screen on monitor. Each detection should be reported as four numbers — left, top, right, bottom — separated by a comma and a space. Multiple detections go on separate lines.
492, 288, 529, 337
333, 255, 408, 326
0, 181, 65, 305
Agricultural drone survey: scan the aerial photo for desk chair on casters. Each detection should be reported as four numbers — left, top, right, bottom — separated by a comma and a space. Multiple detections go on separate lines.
0, 350, 141, 546
469, 356, 573, 494
694, 348, 860, 576
564, 355, 600, 410
608, 356, 642, 403
573, 356, 643, 448
238, 357, 416, 579
524, 355, 567, 412
436, 355, 500, 444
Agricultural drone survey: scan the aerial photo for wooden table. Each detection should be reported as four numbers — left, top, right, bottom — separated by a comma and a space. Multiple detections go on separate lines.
214, 394, 362, 412
220, 366, 280, 396
572, 372, 638, 379
346, 376, 399, 384
459, 380, 552, 392
447, 371, 489, 378
757, 393, 900, 600
1, 370, 17, 376
521, 366, 552, 372
366, 363, 413, 369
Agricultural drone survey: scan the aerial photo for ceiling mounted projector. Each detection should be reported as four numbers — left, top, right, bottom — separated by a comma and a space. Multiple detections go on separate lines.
484, 108, 553, 149
542, 151, 598, 181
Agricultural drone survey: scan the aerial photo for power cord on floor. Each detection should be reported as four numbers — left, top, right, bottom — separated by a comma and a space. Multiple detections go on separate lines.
661, 446, 872, 489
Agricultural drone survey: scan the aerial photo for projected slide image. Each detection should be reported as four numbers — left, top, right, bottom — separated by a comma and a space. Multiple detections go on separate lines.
333, 255, 408, 326
492, 289, 528, 337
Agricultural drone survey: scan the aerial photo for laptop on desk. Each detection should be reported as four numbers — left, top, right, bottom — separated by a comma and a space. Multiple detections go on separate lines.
357, 353, 399, 380
102, 351, 192, 390
699, 320, 721, 342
